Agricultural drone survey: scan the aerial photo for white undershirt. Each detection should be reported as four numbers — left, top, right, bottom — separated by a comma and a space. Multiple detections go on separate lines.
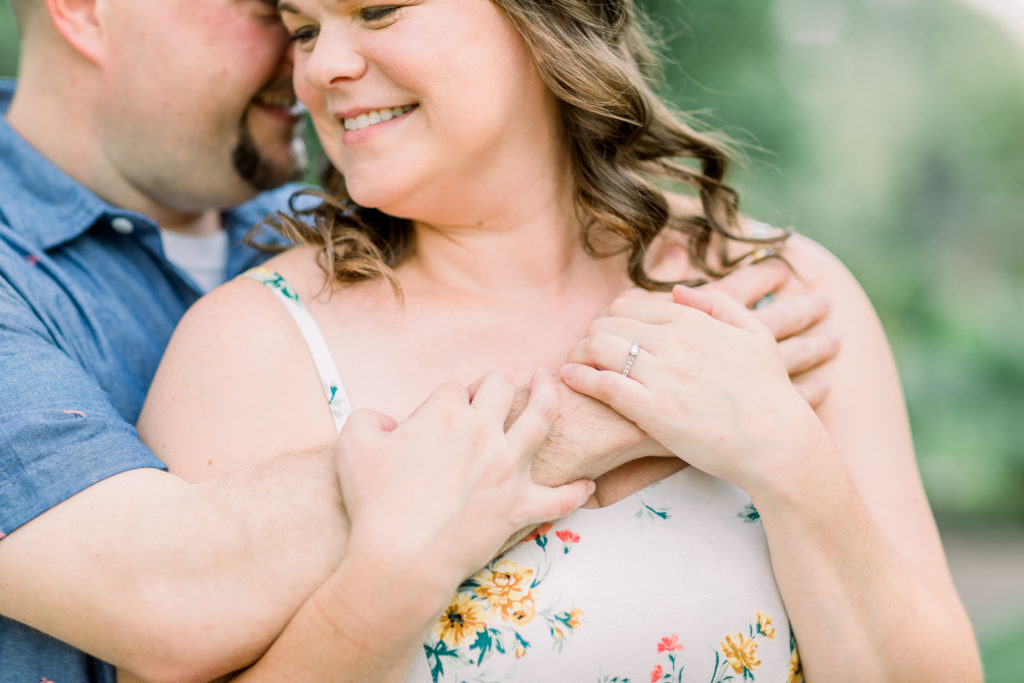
159, 229, 231, 293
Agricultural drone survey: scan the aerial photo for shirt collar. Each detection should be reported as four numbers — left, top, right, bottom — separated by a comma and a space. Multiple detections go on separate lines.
0, 79, 121, 250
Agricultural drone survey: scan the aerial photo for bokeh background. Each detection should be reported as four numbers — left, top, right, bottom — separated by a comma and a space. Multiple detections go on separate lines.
2, 0, 1022, 677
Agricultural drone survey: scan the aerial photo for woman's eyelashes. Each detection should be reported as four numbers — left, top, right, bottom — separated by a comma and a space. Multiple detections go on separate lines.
286, 4, 403, 45
287, 25, 319, 45
358, 5, 403, 25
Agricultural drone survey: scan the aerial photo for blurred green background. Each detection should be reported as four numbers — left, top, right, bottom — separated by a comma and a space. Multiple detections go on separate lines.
2, 0, 1022, 677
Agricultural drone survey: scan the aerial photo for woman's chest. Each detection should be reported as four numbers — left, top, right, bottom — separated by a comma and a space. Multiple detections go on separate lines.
312, 301, 598, 419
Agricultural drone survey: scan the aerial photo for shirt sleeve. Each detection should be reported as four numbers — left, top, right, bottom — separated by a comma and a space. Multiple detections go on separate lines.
0, 277, 166, 538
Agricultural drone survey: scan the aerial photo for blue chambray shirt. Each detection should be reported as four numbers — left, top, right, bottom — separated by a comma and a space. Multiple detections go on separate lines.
0, 79, 300, 682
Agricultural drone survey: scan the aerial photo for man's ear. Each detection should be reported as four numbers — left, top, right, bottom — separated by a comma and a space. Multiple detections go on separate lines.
44, 0, 105, 64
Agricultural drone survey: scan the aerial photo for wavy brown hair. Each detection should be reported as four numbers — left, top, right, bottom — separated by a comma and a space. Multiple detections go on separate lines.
263, 0, 787, 292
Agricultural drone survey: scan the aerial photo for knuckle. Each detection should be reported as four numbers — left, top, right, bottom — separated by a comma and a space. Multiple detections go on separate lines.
607, 295, 633, 317
589, 316, 614, 335
556, 494, 576, 518
582, 333, 607, 358
437, 381, 469, 402
338, 412, 375, 448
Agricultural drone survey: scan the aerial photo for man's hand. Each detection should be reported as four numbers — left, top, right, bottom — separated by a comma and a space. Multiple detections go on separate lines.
700, 259, 840, 407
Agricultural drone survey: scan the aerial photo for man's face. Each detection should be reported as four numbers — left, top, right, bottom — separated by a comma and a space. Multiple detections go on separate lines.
95, 0, 306, 211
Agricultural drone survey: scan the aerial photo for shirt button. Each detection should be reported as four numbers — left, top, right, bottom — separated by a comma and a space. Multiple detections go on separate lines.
111, 217, 135, 234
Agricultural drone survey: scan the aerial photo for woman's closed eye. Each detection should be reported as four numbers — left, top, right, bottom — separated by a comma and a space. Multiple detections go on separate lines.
358, 4, 405, 26
287, 24, 320, 45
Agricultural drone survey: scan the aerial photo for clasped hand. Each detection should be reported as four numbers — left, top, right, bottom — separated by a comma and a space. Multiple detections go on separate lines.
562, 285, 830, 492
334, 370, 594, 595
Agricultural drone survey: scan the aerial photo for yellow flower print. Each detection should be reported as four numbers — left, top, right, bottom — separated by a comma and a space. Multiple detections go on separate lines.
473, 560, 537, 625
721, 632, 762, 675
756, 610, 776, 639
787, 646, 803, 683
434, 594, 487, 648
566, 608, 583, 630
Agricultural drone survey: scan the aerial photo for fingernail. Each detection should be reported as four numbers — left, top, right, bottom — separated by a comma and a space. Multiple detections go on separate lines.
586, 480, 597, 495
560, 365, 575, 381
536, 368, 551, 378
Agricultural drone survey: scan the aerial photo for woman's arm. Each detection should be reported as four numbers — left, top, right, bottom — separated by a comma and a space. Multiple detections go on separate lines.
562, 234, 981, 681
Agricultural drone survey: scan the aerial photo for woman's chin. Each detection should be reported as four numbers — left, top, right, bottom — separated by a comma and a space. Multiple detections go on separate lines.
348, 189, 431, 223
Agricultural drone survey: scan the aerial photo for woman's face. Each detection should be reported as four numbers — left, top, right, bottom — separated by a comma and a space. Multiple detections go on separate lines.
280, 0, 562, 223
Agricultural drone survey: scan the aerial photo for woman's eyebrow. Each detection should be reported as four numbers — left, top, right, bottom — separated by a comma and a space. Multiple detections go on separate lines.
277, 1, 299, 14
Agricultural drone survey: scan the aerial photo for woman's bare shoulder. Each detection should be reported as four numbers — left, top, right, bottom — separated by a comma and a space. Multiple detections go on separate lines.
138, 248, 340, 482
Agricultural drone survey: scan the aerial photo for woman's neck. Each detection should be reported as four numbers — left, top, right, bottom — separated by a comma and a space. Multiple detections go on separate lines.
398, 174, 629, 302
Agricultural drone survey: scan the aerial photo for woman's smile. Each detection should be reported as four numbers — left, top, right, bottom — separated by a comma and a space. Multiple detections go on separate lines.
340, 104, 417, 132
338, 103, 417, 144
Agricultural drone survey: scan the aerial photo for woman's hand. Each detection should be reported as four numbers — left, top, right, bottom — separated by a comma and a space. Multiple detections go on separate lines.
561, 285, 829, 491
336, 370, 595, 595
629, 257, 840, 408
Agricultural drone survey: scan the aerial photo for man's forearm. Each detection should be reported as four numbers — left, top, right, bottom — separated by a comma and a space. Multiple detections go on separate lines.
0, 449, 349, 683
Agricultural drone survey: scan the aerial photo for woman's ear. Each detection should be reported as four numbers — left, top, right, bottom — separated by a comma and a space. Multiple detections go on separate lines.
44, 0, 105, 64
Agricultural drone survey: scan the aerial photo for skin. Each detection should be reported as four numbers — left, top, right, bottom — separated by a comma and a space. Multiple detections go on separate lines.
138, 0, 978, 680
8, 0, 305, 231
0, 1, 837, 682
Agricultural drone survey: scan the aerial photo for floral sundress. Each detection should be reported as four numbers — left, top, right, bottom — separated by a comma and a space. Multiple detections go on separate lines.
243, 268, 801, 683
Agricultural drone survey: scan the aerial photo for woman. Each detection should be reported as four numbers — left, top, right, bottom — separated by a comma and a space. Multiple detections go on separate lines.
138, 0, 980, 680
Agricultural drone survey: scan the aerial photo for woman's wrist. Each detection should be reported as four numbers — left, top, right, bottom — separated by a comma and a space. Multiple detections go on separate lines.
317, 540, 455, 658
743, 406, 839, 510
747, 433, 850, 538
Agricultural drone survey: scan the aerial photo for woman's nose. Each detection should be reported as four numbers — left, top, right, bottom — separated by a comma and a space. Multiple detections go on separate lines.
303, 37, 367, 91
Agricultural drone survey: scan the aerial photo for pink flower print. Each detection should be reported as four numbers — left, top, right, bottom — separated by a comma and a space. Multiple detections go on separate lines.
63, 410, 86, 418
650, 664, 663, 682
555, 528, 580, 554
42, 678, 55, 683
26, 254, 40, 266
555, 529, 580, 544
657, 634, 685, 652
0, 532, 6, 540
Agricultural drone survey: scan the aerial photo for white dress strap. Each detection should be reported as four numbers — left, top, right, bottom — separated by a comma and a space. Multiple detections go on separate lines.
240, 267, 352, 433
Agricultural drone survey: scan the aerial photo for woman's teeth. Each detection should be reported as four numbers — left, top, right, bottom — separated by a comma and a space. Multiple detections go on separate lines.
344, 105, 415, 131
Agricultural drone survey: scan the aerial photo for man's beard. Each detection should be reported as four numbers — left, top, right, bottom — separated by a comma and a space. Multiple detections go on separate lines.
231, 121, 307, 191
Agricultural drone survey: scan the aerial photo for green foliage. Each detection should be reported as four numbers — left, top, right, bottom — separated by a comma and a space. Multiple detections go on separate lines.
0, 0, 18, 75
638, 0, 1024, 522
1, 0, 1021, 521
980, 617, 1024, 683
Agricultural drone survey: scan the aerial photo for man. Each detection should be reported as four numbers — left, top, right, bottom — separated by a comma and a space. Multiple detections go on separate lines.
0, 0, 836, 680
